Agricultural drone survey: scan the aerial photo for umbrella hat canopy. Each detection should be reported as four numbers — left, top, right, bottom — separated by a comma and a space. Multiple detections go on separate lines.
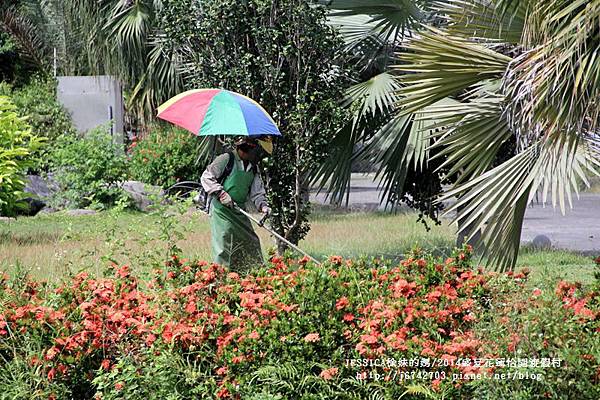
157, 89, 281, 137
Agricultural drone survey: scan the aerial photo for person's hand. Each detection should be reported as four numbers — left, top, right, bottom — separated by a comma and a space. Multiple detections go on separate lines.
260, 204, 271, 215
192, 193, 202, 205
219, 191, 233, 207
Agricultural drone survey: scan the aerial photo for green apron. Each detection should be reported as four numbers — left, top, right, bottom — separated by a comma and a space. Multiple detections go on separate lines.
210, 158, 263, 271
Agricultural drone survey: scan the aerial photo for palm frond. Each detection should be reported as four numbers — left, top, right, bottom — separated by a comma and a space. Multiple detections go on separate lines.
327, 14, 396, 72
130, 32, 182, 122
439, 145, 538, 270
395, 27, 511, 115
440, 130, 600, 271
355, 113, 414, 210
504, 0, 600, 138
323, 0, 429, 41
311, 71, 401, 205
343, 72, 401, 120
0, 6, 51, 73
432, 0, 527, 43
424, 94, 512, 183
309, 122, 358, 206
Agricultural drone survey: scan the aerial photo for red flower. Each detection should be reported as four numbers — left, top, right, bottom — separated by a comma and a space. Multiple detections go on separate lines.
145, 333, 157, 347
232, 355, 245, 364
216, 366, 229, 375
360, 334, 378, 344
343, 313, 355, 322
507, 333, 520, 352
45, 347, 59, 361
304, 333, 320, 342
217, 387, 230, 398
320, 367, 338, 380
335, 297, 349, 310
462, 313, 476, 322
115, 382, 124, 391
101, 359, 111, 370
47, 368, 56, 381
329, 255, 343, 265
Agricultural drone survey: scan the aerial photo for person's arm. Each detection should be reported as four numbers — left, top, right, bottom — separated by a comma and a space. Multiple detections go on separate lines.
249, 172, 269, 212
200, 153, 230, 195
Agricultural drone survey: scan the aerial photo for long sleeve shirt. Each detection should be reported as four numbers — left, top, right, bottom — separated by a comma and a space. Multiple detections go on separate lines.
200, 151, 268, 211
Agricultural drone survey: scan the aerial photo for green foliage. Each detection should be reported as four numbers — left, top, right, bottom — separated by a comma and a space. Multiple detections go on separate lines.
92, 350, 218, 400
0, 78, 76, 172
315, 2, 458, 229
0, 95, 43, 216
1, 245, 599, 399
49, 128, 129, 209
470, 274, 600, 399
1, 78, 75, 141
159, 0, 350, 248
392, 1, 600, 270
0, 30, 32, 85
128, 124, 206, 189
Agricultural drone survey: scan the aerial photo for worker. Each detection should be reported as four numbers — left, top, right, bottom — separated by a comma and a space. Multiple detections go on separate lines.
200, 136, 272, 271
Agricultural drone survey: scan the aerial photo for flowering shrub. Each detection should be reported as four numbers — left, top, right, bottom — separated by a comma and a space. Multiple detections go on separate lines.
469, 271, 600, 399
1, 246, 599, 399
128, 125, 207, 189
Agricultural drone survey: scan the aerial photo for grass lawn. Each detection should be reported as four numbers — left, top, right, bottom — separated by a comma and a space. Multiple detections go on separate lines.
1, 206, 596, 286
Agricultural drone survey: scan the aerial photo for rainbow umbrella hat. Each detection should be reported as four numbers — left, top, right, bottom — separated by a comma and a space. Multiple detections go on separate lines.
157, 89, 281, 137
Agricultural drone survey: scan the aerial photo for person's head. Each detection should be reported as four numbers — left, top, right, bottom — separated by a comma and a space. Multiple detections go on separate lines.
235, 137, 262, 163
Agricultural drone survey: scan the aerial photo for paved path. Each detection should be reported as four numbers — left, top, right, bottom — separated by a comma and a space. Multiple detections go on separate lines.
310, 174, 600, 252
521, 194, 600, 253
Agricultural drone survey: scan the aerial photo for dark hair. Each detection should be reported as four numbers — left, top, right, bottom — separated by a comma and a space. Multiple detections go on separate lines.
237, 142, 258, 153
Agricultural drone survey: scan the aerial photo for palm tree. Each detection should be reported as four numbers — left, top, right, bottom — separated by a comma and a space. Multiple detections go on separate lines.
320, 0, 600, 270
0, 1, 54, 76
313, 0, 450, 225
1, 0, 182, 123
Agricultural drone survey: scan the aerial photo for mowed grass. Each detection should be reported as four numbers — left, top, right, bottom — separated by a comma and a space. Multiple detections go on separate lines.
0, 206, 597, 286
516, 247, 597, 286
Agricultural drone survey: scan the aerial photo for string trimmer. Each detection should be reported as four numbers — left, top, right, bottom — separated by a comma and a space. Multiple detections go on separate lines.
231, 204, 320, 265
166, 181, 321, 265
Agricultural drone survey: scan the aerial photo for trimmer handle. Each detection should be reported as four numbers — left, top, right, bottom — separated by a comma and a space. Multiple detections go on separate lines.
258, 211, 269, 227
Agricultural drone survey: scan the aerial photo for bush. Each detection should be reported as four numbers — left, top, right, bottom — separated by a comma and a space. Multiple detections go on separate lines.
0, 96, 44, 216
128, 125, 206, 189
0, 78, 77, 172
49, 128, 129, 209
469, 273, 600, 399
1, 246, 598, 399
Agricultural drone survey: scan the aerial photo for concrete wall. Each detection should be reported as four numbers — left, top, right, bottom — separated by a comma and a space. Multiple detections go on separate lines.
57, 76, 124, 143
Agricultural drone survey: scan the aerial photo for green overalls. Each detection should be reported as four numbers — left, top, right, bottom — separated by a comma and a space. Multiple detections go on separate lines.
209, 155, 263, 272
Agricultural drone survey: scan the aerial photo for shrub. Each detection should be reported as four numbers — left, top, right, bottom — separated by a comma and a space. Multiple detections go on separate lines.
0, 96, 44, 216
470, 273, 600, 399
49, 128, 129, 209
128, 125, 206, 189
1, 246, 598, 399
0, 78, 77, 172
